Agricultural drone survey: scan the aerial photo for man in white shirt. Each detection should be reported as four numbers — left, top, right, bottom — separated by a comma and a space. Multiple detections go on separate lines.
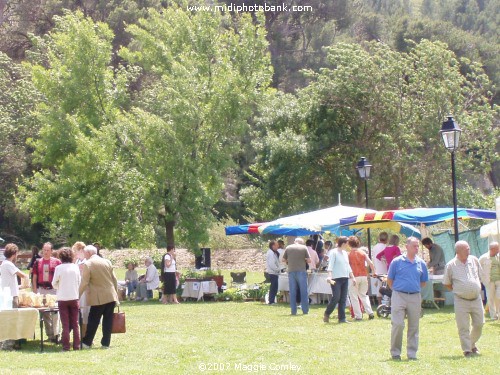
371, 232, 388, 304
443, 241, 484, 357
478, 242, 500, 320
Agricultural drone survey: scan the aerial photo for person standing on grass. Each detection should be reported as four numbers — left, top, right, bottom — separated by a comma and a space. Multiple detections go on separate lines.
443, 240, 484, 357
376, 235, 402, 269
266, 240, 281, 305
73, 241, 90, 337
162, 247, 179, 304
323, 236, 356, 324
32, 242, 61, 343
387, 236, 428, 361
422, 237, 446, 275
478, 242, 499, 320
283, 238, 311, 315
79, 245, 119, 349
305, 239, 320, 271
371, 232, 388, 305
0, 243, 29, 350
52, 247, 81, 351
348, 238, 376, 321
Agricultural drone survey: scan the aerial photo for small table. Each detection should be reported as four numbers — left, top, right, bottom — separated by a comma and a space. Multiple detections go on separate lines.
278, 272, 332, 304
181, 280, 218, 301
0, 308, 38, 342
421, 275, 444, 309
36, 307, 59, 352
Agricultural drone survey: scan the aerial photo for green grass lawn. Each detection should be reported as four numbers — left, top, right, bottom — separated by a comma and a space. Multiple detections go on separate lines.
1, 298, 498, 374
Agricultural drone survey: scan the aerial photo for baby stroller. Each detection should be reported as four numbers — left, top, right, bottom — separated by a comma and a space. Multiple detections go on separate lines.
375, 275, 424, 319
376, 275, 392, 318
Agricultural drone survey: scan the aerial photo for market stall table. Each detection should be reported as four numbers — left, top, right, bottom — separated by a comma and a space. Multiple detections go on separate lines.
278, 272, 332, 304
181, 280, 218, 301
0, 308, 38, 343
421, 274, 445, 309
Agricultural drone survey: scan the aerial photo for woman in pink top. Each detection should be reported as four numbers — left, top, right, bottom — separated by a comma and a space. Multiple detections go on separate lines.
376, 235, 402, 269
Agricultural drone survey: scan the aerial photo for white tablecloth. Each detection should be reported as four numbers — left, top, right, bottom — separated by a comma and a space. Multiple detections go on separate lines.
181, 281, 218, 301
421, 274, 444, 301
0, 308, 38, 340
278, 273, 332, 295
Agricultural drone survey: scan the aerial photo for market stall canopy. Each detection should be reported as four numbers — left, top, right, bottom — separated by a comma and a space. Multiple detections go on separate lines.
224, 223, 267, 236
340, 207, 496, 228
258, 205, 376, 236
225, 205, 376, 236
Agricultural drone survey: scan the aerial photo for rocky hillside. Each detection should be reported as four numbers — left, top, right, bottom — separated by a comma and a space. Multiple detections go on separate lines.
101, 248, 266, 272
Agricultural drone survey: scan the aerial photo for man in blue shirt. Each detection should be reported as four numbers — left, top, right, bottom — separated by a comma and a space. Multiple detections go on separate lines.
387, 236, 429, 361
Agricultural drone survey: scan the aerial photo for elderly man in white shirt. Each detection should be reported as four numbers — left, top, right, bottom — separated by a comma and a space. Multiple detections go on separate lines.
135, 257, 160, 301
443, 241, 485, 357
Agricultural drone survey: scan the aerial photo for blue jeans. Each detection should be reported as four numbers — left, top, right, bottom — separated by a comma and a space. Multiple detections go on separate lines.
288, 271, 309, 314
127, 280, 138, 296
324, 277, 349, 321
268, 274, 279, 304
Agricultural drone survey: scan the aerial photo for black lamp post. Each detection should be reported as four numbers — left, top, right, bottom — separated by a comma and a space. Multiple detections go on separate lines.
440, 115, 461, 243
357, 157, 372, 257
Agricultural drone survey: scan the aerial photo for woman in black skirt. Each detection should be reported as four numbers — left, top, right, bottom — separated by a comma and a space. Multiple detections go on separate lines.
162, 247, 179, 304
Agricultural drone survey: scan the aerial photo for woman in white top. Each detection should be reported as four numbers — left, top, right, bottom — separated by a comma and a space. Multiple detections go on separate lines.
323, 236, 356, 323
52, 247, 81, 351
266, 240, 281, 305
0, 243, 28, 308
162, 247, 179, 304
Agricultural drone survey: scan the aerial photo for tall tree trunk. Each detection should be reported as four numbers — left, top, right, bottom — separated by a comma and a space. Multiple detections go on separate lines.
164, 218, 175, 248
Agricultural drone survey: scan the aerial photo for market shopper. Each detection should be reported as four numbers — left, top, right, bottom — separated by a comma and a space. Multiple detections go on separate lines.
387, 237, 428, 360
32, 242, 61, 343
443, 240, 484, 357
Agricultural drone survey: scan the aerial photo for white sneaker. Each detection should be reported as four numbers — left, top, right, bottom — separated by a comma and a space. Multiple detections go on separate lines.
101, 345, 110, 349
82, 343, 91, 349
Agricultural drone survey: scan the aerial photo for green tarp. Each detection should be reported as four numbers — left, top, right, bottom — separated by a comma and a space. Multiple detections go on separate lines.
433, 229, 489, 263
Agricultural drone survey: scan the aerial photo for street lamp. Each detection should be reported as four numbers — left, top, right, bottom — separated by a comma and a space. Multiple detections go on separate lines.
440, 115, 461, 242
357, 157, 372, 256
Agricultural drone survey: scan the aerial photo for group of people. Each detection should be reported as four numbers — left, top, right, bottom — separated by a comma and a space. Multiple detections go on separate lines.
124, 246, 180, 304
271, 233, 500, 359
0, 241, 119, 351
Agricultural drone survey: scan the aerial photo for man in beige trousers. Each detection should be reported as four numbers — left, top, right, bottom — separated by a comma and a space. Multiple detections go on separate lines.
443, 240, 484, 357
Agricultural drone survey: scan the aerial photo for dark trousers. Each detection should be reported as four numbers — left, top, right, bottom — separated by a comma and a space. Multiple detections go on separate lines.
324, 277, 349, 322
83, 301, 116, 347
58, 299, 80, 350
268, 274, 279, 304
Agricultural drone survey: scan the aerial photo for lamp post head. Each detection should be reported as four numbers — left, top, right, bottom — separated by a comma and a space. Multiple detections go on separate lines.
440, 115, 461, 152
356, 157, 372, 180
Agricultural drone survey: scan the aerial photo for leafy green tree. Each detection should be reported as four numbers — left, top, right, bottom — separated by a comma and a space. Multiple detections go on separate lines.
18, 11, 149, 247
0, 52, 41, 241
119, 3, 272, 248
242, 40, 498, 220
19, 5, 272, 249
